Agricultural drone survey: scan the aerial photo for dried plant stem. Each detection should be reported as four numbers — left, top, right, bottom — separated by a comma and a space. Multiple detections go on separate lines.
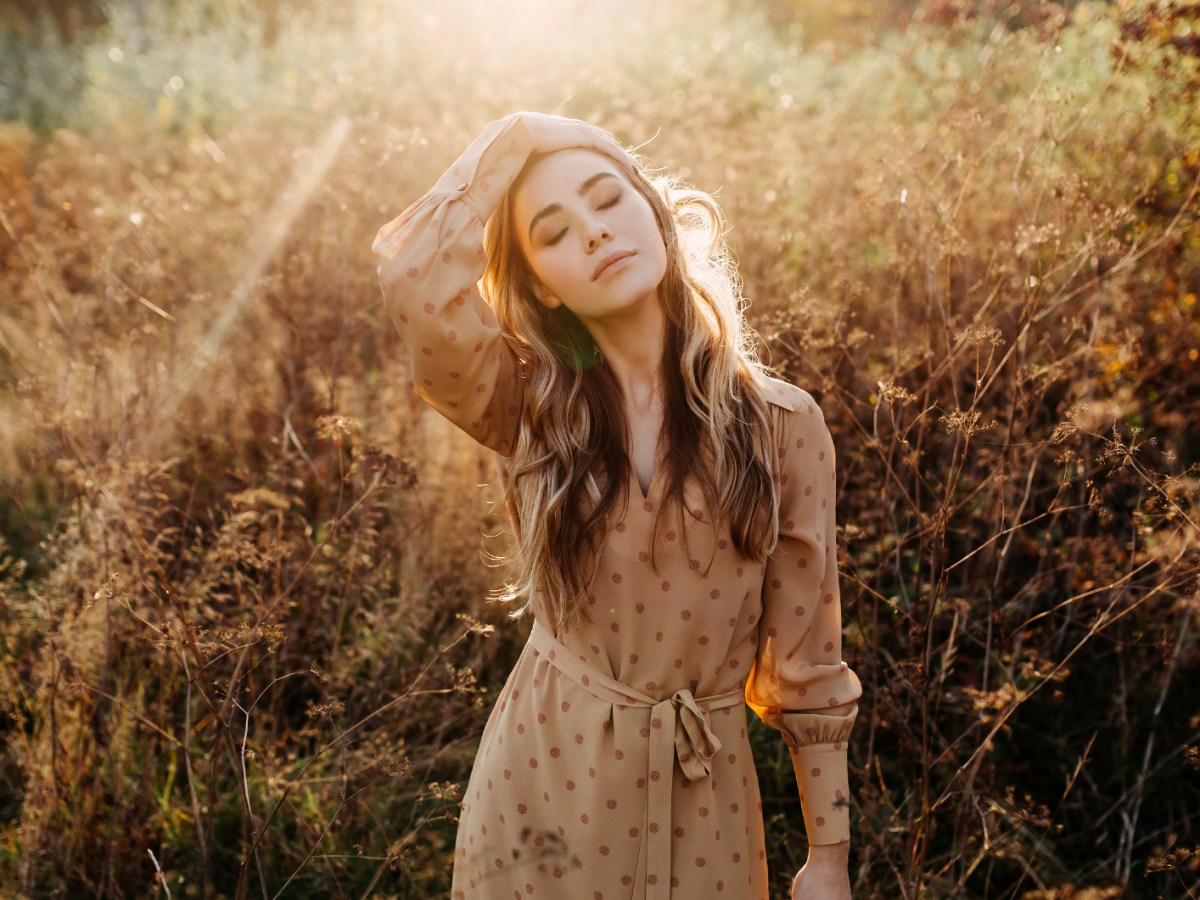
1116, 607, 1192, 883
147, 848, 170, 898
180, 656, 211, 895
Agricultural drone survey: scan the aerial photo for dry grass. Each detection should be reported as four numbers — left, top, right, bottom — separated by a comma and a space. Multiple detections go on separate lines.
1, 0, 1198, 897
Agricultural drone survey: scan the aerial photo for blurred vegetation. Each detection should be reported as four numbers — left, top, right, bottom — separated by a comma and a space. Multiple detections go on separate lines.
1, 0, 1198, 897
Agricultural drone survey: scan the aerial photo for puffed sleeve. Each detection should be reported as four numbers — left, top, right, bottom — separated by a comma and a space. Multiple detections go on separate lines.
746, 379, 862, 845
371, 117, 537, 454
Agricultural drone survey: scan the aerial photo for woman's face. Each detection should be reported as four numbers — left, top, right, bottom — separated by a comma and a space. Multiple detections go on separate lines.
511, 148, 668, 324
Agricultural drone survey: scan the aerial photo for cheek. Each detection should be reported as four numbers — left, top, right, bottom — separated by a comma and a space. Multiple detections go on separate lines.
529, 250, 583, 296
634, 207, 666, 256
641, 219, 669, 271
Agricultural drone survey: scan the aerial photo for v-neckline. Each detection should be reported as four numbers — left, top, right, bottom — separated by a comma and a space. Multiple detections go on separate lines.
627, 411, 665, 503
632, 459, 662, 503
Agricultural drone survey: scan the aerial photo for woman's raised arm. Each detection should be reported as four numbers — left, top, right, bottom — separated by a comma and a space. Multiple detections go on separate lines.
372, 112, 630, 454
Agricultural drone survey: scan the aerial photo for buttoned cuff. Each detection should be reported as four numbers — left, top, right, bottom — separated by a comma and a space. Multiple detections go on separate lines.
791, 741, 851, 845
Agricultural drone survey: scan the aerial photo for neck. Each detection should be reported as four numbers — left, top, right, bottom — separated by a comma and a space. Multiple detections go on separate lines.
578, 291, 667, 408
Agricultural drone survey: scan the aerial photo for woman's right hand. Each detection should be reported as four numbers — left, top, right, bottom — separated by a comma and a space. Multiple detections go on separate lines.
496, 111, 633, 174
418, 111, 634, 230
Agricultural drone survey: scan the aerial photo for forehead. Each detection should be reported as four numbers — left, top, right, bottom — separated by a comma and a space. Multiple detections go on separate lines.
511, 148, 628, 222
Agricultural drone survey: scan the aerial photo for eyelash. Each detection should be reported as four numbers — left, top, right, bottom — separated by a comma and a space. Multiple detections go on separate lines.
546, 196, 620, 246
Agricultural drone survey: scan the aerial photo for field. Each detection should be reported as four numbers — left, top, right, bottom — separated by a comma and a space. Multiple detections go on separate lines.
1, 0, 1198, 897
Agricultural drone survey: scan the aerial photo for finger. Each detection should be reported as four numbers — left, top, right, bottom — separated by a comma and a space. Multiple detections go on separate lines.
518, 114, 633, 171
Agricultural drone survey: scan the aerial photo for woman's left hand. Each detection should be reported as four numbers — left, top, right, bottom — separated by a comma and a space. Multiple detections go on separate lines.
791, 840, 851, 900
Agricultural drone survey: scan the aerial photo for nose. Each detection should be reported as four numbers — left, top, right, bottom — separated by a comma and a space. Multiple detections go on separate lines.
585, 219, 612, 251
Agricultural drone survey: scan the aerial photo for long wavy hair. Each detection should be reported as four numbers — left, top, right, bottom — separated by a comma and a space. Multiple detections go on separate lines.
481, 145, 780, 632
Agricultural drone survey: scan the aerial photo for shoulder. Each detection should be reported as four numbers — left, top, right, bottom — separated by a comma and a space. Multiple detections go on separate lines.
759, 376, 834, 457
760, 375, 821, 418
760, 378, 838, 500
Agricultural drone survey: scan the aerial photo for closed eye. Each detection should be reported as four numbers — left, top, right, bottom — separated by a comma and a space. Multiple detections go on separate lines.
542, 190, 619, 247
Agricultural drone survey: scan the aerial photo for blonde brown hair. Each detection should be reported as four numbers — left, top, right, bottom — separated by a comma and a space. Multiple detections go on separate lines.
482, 148, 780, 632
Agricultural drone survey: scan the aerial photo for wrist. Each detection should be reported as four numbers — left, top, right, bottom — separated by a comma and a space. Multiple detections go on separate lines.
429, 115, 531, 226
805, 839, 850, 866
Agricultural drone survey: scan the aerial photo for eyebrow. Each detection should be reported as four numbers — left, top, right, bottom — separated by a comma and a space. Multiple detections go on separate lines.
527, 172, 619, 240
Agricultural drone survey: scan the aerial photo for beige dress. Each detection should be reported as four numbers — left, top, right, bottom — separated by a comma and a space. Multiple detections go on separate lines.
373, 115, 861, 900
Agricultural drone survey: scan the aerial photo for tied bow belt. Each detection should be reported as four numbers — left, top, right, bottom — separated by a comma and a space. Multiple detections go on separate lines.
528, 620, 745, 900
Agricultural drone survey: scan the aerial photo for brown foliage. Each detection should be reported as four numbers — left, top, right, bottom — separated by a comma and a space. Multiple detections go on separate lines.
1, 1, 1198, 897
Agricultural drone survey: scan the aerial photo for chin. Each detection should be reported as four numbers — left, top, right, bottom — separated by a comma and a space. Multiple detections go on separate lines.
612, 276, 663, 310
620, 264, 667, 305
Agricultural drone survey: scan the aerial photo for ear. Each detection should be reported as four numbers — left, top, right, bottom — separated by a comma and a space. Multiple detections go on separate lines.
531, 280, 562, 310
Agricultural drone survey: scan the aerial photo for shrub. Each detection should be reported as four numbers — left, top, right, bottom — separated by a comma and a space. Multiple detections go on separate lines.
1, 1, 1197, 897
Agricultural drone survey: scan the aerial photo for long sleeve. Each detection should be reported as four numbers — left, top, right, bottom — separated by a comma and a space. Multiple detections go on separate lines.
371, 117, 537, 454
746, 380, 862, 845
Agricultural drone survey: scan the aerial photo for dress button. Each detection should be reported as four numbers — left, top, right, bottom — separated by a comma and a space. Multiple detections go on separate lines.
456, 181, 469, 192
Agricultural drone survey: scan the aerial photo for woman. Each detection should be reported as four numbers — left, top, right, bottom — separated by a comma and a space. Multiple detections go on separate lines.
372, 111, 860, 900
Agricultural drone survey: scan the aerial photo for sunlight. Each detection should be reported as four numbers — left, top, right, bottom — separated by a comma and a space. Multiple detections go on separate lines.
364, 0, 654, 80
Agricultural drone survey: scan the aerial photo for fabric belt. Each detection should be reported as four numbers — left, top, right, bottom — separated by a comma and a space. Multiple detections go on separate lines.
527, 620, 745, 900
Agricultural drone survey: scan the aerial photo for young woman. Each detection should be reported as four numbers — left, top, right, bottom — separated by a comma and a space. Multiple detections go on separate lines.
372, 111, 861, 900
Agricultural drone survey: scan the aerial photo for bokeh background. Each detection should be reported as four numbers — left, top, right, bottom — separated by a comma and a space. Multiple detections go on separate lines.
1, 0, 1198, 897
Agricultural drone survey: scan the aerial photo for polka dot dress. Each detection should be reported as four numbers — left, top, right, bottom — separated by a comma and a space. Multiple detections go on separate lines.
373, 115, 861, 899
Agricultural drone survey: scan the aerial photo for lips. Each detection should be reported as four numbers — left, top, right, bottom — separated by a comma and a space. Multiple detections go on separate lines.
592, 250, 635, 281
